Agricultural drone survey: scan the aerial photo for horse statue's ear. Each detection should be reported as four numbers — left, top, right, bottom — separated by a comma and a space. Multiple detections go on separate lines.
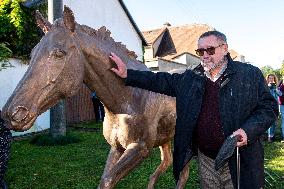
35, 10, 52, 34
63, 6, 75, 32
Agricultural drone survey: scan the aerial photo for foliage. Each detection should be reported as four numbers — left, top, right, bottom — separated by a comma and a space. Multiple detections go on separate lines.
261, 65, 282, 82
0, 42, 13, 71
5, 122, 284, 189
280, 60, 284, 80
0, 0, 46, 61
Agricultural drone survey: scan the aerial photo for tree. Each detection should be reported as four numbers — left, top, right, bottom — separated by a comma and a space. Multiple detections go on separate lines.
0, 42, 13, 71
280, 60, 284, 80
261, 65, 282, 82
261, 65, 274, 78
0, 0, 44, 60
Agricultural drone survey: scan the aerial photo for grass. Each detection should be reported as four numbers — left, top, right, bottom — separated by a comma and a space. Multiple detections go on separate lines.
5, 121, 284, 189
29, 134, 81, 146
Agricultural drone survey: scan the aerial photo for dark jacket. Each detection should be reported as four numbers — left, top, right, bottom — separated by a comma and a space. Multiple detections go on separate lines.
0, 111, 11, 182
125, 55, 277, 189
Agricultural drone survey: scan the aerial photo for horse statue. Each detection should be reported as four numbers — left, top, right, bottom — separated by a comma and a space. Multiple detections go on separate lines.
1, 6, 190, 189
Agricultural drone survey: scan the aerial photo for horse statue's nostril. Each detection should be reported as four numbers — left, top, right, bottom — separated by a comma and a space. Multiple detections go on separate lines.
11, 106, 30, 123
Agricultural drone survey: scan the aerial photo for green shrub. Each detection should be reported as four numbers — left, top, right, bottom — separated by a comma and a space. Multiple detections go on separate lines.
0, 42, 13, 70
0, 0, 46, 61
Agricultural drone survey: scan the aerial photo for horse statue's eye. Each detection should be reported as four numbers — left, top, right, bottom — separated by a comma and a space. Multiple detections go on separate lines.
50, 48, 66, 59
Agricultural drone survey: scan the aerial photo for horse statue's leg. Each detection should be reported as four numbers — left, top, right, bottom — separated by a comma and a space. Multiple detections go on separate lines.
147, 142, 173, 189
98, 141, 150, 189
101, 147, 124, 178
176, 162, 190, 189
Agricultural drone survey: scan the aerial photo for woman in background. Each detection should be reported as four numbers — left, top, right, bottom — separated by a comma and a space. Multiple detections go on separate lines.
266, 74, 282, 142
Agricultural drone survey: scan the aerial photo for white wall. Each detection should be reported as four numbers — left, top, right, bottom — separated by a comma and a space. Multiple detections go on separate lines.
173, 53, 200, 69
185, 54, 200, 69
63, 0, 144, 61
173, 54, 187, 65
144, 46, 154, 61
145, 60, 158, 69
0, 59, 50, 136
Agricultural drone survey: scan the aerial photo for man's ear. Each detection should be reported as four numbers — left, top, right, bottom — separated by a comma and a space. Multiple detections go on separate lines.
223, 44, 229, 54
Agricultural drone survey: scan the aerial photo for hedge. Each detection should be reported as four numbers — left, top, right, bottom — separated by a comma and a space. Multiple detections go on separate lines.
0, 0, 46, 61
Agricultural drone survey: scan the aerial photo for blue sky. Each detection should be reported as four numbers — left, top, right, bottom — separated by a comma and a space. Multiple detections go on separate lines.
123, 0, 284, 69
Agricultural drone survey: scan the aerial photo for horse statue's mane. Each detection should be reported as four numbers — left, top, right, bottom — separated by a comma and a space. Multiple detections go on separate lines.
80, 25, 138, 60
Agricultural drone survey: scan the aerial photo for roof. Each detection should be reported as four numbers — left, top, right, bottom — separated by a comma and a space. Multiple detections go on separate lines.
142, 24, 241, 61
22, 0, 147, 46
228, 49, 240, 60
142, 27, 167, 44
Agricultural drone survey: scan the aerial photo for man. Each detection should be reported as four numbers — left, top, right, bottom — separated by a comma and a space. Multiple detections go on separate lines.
91, 92, 105, 123
109, 31, 277, 189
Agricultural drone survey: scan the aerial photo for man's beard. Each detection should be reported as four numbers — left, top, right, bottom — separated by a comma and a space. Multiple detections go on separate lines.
201, 57, 227, 72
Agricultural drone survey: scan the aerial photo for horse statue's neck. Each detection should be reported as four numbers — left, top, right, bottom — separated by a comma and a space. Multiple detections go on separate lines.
76, 25, 149, 113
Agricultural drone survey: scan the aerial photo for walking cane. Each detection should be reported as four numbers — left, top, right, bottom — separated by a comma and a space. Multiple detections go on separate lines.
237, 146, 240, 189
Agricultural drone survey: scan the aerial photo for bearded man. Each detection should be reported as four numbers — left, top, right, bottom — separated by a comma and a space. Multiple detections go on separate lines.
109, 30, 277, 189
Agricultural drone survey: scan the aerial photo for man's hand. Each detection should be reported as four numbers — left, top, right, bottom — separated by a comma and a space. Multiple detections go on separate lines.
109, 52, 127, 78
232, 128, 248, 147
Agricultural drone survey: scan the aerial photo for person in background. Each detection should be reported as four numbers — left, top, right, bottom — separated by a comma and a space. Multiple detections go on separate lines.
109, 30, 278, 189
91, 92, 105, 123
266, 74, 282, 142
278, 79, 284, 143
0, 110, 11, 189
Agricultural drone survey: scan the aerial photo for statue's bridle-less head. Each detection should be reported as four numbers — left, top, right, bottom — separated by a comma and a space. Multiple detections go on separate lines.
2, 6, 85, 131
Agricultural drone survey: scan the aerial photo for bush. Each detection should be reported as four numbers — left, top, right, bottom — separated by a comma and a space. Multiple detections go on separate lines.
0, 0, 46, 60
0, 42, 13, 71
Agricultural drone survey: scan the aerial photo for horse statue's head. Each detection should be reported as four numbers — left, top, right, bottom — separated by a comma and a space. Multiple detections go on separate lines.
2, 7, 85, 131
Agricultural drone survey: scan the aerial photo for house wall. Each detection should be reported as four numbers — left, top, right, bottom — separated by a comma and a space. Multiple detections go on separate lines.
145, 60, 158, 70
63, 0, 144, 61
173, 54, 187, 65
235, 55, 246, 63
144, 46, 154, 61
145, 55, 200, 72
172, 53, 200, 68
158, 59, 188, 72
0, 59, 50, 136
185, 54, 200, 69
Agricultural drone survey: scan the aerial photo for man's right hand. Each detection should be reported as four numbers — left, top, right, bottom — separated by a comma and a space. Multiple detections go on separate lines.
109, 52, 127, 78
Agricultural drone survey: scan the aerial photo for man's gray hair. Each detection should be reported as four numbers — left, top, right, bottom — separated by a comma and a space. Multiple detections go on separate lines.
199, 30, 227, 44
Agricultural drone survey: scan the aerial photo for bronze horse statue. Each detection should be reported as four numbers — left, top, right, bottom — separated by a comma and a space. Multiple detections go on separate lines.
2, 7, 190, 188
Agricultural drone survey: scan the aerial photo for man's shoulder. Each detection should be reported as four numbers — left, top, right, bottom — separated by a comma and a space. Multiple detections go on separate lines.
232, 61, 261, 76
232, 61, 258, 70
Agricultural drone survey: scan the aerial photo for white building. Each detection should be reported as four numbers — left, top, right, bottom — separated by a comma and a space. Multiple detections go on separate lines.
63, 0, 146, 61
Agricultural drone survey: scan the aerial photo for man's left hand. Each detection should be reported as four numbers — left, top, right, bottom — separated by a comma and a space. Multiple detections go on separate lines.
232, 128, 248, 147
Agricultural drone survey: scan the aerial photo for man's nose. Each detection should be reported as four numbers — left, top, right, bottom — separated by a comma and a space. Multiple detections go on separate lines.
202, 51, 210, 58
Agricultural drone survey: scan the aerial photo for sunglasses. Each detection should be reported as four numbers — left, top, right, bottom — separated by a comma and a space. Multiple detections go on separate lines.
195, 44, 224, 56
